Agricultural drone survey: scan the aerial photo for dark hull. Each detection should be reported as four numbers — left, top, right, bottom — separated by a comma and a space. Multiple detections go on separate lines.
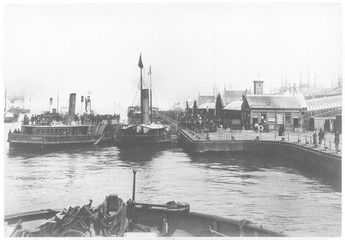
114, 135, 174, 147
4, 202, 285, 237
8, 141, 97, 150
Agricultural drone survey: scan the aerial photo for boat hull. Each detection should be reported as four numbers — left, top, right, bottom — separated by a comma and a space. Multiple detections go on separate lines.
4, 203, 285, 237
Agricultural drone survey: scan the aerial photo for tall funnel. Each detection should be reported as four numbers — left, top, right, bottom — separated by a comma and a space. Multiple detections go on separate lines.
142, 89, 150, 124
69, 93, 76, 119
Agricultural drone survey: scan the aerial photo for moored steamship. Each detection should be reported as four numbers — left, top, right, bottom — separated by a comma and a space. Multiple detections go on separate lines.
7, 93, 118, 149
114, 54, 172, 146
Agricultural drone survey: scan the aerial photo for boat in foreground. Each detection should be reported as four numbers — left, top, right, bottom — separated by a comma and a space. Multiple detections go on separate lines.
4, 171, 285, 237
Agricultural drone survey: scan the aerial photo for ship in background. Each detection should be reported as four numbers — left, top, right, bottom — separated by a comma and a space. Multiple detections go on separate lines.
114, 54, 172, 146
4, 91, 30, 123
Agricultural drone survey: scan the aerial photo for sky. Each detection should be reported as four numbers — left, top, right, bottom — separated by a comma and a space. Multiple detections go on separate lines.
3, 2, 343, 117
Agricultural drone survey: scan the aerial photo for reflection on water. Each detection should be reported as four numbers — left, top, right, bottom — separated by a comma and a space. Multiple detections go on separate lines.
3, 123, 342, 237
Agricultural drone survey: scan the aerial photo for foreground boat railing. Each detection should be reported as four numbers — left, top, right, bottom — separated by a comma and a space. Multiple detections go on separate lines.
4, 170, 286, 237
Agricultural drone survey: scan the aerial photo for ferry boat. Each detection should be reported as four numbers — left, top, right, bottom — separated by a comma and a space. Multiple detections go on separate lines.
114, 54, 173, 146
7, 94, 118, 149
7, 123, 113, 149
4, 171, 285, 237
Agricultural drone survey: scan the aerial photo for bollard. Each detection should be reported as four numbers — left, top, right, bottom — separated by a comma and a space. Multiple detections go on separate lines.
281, 137, 285, 141
324, 140, 327, 150
256, 136, 259, 141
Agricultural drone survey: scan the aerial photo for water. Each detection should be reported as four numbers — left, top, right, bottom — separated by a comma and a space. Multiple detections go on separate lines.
3, 123, 342, 237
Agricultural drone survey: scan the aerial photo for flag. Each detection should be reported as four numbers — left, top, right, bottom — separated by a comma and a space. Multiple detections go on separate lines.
148, 66, 151, 75
138, 54, 144, 69
81, 96, 84, 102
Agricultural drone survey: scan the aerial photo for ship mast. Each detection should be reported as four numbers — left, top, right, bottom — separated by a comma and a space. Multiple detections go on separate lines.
4, 88, 6, 112
149, 66, 153, 123
138, 53, 144, 124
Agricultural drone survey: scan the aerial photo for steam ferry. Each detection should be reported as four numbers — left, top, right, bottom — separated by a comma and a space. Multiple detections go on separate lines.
7, 94, 118, 149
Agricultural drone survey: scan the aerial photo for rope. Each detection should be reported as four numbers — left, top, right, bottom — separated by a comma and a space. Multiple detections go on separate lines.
96, 196, 128, 237
239, 219, 251, 237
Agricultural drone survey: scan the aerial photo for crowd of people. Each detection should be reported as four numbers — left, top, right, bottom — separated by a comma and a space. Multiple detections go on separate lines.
25, 113, 120, 126
163, 111, 232, 133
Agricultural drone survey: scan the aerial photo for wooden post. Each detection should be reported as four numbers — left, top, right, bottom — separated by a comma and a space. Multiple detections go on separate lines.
132, 170, 137, 202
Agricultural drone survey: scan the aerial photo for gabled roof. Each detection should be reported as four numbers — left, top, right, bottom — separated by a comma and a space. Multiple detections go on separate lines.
224, 100, 242, 111
306, 95, 342, 112
198, 102, 215, 109
245, 95, 304, 110
222, 90, 247, 99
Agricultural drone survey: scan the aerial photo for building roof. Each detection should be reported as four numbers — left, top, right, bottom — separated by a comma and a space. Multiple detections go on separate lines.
281, 89, 308, 109
245, 95, 305, 110
223, 100, 243, 111
198, 95, 215, 105
312, 108, 342, 119
306, 95, 342, 112
198, 102, 215, 109
303, 86, 342, 99
222, 90, 247, 99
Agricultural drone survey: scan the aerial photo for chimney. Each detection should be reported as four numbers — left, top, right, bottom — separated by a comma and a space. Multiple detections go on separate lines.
253, 80, 264, 95
69, 93, 76, 119
49, 97, 53, 113
142, 89, 150, 124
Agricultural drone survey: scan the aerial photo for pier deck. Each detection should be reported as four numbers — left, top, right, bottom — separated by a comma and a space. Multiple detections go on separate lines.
182, 128, 342, 157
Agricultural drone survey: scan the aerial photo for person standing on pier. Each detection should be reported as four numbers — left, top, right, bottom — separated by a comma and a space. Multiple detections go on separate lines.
313, 131, 318, 147
334, 130, 340, 152
318, 129, 323, 145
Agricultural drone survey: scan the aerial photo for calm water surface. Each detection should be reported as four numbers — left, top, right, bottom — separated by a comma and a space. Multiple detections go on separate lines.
4, 123, 341, 237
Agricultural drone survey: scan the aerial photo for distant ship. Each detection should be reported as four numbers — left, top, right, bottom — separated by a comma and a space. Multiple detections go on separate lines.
114, 54, 172, 146
4, 93, 30, 123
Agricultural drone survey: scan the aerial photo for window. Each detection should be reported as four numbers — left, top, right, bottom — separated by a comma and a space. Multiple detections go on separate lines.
285, 113, 291, 124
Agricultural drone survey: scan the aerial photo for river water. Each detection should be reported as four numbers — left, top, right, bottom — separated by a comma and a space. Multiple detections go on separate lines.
3, 123, 341, 237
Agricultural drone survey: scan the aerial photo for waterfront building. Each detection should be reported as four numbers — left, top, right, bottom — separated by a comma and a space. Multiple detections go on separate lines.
304, 95, 342, 132
197, 102, 215, 117
242, 94, 307, 131
221, 87, 250, 129
223, 100, 242, 129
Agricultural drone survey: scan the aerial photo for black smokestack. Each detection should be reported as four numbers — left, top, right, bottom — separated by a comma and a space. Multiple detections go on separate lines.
69, 93, 76, 118
142, 89, 150, 124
